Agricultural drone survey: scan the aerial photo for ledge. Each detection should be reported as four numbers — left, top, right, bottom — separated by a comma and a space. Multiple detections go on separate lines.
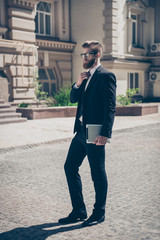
36, 39, 76, 52
8, 0, 37, 9
116, 104, 158, 116
16, 106, 77, 119
17, 104, 159, 120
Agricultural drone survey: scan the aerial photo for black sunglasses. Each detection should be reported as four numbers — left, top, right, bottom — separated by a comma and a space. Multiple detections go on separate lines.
80, 52, 96, 58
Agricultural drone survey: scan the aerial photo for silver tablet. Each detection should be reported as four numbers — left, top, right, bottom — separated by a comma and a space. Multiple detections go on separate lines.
86, 124, 111, 143
86, 124, 102, 143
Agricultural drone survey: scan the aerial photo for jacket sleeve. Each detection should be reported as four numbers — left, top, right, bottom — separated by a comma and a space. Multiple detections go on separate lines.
70, 82, 85, 103
100, 72, 117, 138
70, 83, 81, 103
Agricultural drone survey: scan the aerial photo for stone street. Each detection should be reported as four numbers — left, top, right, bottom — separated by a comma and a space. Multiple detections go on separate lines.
0, 123, 160, 240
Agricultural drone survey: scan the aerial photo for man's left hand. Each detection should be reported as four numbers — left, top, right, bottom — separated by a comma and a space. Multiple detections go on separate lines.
93, 136, 108, 145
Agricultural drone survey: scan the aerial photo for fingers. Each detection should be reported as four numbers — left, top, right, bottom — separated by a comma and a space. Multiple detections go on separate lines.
96, 141, 104, 145
93, 136, 107, 145
93, 136, 103, 145
96, 142, 104, 146
81, 72, 90, 80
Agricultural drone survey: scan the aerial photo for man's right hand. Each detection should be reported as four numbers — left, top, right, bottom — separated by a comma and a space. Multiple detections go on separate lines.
76, 72, 90, 87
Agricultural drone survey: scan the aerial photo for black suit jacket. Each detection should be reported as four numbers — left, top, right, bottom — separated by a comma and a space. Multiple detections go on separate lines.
70, 65, 117, 138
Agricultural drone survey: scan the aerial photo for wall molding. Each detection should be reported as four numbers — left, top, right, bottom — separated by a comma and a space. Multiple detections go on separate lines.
36, 39, 76, 52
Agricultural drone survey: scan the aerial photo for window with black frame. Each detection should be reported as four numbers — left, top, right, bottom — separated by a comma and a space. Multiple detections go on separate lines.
128, 73, 139, 89
131, 14, 138, 46
38, 68, 57, 96
35, 1, 52, 36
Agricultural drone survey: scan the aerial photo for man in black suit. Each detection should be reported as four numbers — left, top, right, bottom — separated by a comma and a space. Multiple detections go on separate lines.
58, 41, 116, 227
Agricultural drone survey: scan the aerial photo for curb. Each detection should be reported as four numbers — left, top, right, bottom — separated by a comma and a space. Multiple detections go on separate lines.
0, 137, 72, 154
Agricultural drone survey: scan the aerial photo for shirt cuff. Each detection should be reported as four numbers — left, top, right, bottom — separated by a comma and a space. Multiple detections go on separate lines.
73, 83, 79, 89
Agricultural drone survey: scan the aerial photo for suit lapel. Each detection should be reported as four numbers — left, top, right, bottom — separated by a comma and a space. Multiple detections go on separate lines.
85, 65, 102, 92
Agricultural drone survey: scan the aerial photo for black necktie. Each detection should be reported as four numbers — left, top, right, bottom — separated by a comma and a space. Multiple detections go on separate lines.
79, 72, 91, 122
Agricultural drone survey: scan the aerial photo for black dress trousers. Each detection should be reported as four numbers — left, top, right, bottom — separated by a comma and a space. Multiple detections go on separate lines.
64, 124, 108, 217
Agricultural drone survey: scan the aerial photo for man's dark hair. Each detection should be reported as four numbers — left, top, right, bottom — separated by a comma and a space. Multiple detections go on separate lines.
82, 40, 103, 57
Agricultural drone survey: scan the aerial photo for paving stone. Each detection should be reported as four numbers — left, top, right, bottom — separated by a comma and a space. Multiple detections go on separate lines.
0, 123, 160, 239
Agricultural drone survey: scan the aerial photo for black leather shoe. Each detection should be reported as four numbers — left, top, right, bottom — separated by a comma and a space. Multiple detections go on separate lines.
58, 211, 87, 224
82, 213, 105, 227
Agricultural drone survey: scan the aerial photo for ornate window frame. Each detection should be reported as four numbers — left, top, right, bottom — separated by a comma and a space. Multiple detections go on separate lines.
35, 1, 52, 36
126, 2, 147, 54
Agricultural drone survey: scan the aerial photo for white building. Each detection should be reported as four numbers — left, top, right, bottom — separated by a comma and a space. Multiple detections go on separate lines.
0, 0, 75, 102
0, 0, 159, 102
71, 0, 160, 101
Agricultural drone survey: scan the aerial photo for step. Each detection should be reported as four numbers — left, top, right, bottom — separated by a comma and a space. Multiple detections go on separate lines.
0, 108, 17, 114
10, 102, 18, 107
0, 112, 22, 119
0, 99, 5, 104
0, 117, 27, 124
0, 103, 11, 108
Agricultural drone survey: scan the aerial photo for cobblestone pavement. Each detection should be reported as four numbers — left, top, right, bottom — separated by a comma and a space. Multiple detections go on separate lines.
0, 123, 160, 240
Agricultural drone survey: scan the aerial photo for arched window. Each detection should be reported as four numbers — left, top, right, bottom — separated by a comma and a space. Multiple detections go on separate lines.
35, 1, 52, 36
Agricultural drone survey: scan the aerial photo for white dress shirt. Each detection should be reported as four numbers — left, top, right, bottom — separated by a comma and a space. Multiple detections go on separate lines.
75, 63, 101, 122
85, 63, 101, 91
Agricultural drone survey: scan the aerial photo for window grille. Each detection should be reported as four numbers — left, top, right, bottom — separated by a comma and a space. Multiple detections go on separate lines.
38, 68, 57, 96
128, 73, 139, 89
35, 1, 52, 36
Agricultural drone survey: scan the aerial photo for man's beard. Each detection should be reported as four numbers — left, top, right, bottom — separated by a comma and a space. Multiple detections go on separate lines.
83, 58, 95, 69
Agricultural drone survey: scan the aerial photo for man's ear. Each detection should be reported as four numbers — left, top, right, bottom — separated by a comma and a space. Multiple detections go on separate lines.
96, 52, 101, 58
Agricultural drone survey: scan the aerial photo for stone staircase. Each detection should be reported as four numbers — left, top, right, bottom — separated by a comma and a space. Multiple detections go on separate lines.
0, 99, 27, 124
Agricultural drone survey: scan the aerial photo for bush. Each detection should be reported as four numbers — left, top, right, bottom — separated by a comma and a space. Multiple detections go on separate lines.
32, 74, 77, 107
54, 86, 77, 106
34, 81, 48, 100
116, 88, 140, 106
45, 97, 56, 107
18, 102, 31, 108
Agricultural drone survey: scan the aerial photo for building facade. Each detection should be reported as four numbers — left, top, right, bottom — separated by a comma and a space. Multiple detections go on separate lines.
71, 0, 160, 101
0, 0, 159, 102
0, 0, 75, 102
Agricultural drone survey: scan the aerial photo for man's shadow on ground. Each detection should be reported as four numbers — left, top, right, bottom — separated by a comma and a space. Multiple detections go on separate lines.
0, 222, 84, 240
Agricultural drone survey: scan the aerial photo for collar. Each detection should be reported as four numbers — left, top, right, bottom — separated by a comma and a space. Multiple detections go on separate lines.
89, 63, 101, 76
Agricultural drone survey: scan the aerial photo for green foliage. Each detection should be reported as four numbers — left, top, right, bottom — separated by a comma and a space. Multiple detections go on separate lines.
32, 75, 53, 107
54, 86, 77, 106
34, 80, 48, 100
116, 88, 140, 106
45, 97, 56, 107
32, 73, 76, 107
18, 102, 31, 108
